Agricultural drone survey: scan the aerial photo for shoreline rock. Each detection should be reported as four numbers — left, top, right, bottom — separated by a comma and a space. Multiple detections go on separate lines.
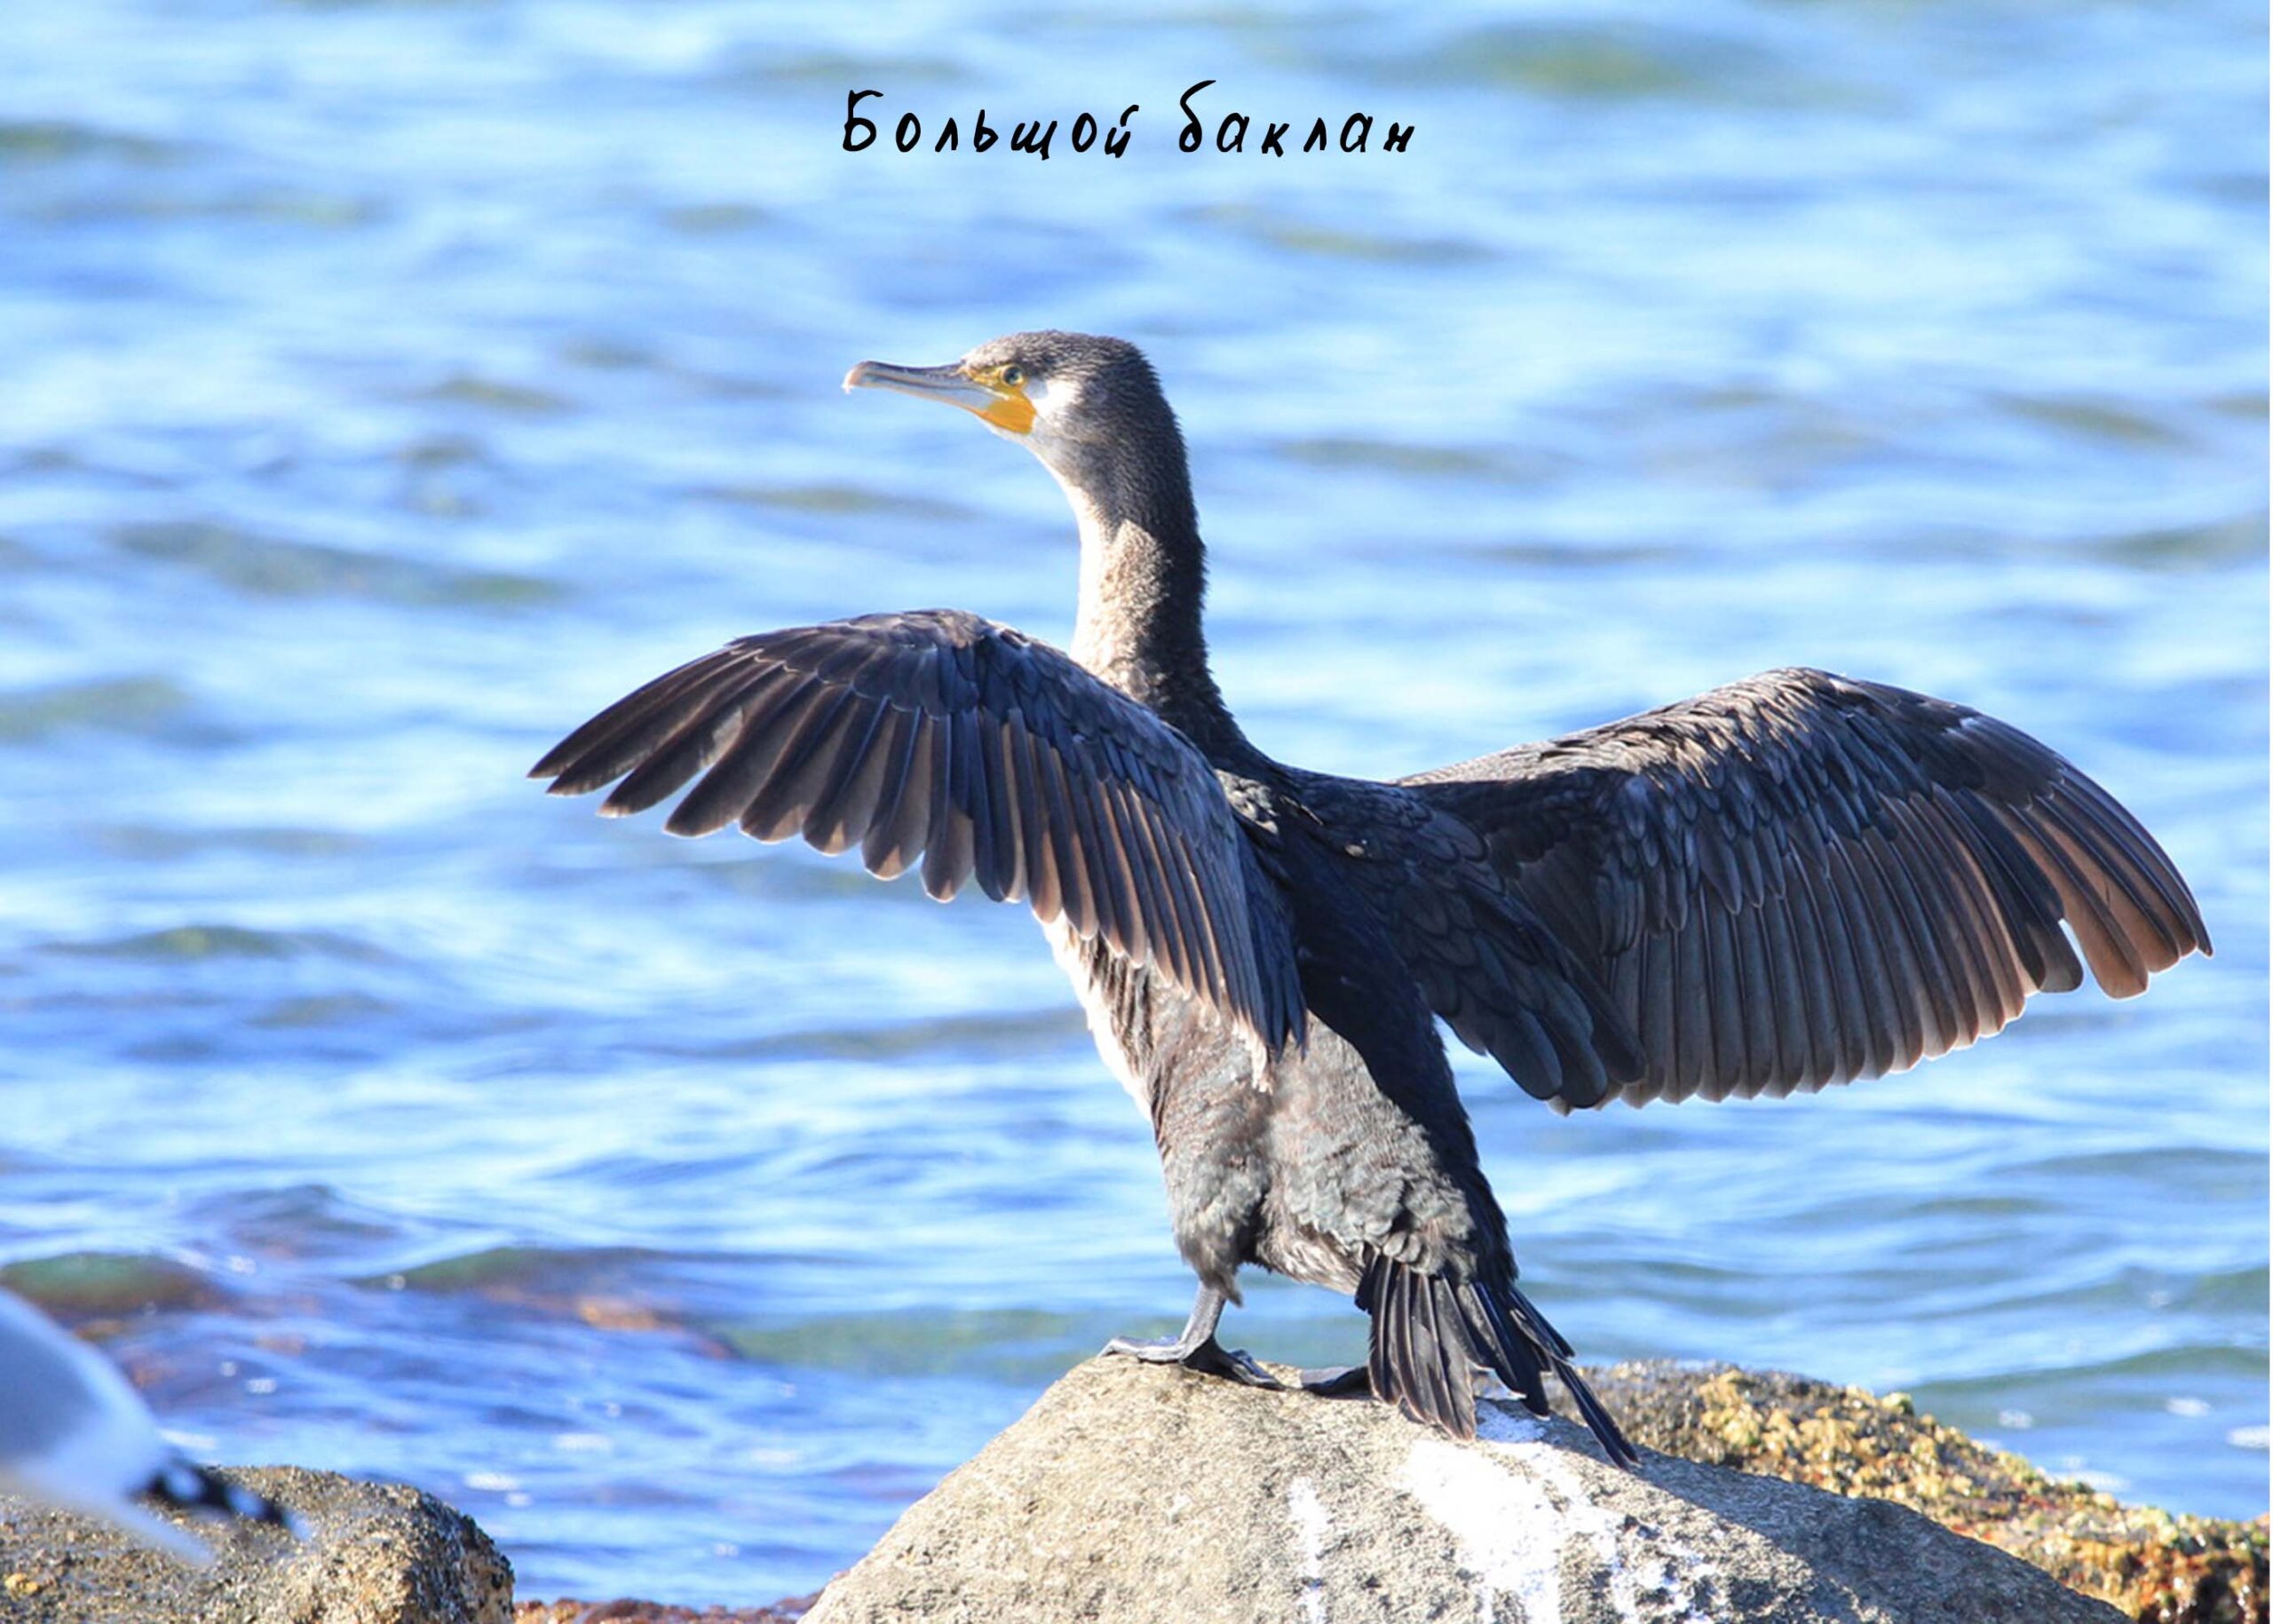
796, 1354, 2133, 1624
3, 1362, 2256, 1623
0, 1464, 511, 1623
513, 1602, 816, 1624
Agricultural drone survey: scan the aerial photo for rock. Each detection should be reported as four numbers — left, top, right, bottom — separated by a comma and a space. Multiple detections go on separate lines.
513, 1601, 817, 1624
1587, 1361, 2269, 1624
0, 1464, 512, 1623
800, 1355, 2126, 1624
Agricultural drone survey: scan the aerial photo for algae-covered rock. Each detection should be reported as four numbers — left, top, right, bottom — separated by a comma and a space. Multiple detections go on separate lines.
1588, 1361, 2268, 1624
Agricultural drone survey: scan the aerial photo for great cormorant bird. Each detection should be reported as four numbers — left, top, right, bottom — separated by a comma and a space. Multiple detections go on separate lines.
532, 331, 2207, 1465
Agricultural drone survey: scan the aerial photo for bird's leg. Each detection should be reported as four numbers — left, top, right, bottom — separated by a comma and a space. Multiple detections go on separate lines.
1102, 1281, 1280, 1389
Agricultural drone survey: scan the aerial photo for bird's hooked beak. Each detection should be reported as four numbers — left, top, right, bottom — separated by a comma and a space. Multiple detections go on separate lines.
843, 359, 1036, 435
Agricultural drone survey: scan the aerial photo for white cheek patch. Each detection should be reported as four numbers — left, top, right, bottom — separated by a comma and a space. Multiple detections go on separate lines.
1026, 373, 1081, 419
1016, 373, 1084, 454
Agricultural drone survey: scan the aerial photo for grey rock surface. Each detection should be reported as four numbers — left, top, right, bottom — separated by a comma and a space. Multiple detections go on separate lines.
803, 1355, 2126, 1624
0, 1464, 511, 1623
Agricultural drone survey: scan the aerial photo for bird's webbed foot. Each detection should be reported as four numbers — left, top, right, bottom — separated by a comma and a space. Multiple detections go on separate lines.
1104, 1329, 1281, 1388
1296, 1363, 1374, 1398
1100, 1282, 1281, 1389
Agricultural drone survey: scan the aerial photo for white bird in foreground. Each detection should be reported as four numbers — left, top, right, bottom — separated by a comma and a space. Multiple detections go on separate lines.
0, 1287, 300, 1563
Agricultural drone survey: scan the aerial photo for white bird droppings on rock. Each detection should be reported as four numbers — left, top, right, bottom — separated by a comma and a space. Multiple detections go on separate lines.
1400, 1437, 1567, 1623
1406, 1412, 1726, 1624
1475, 1406, 1550, 1446
1287, 1476, 1330, 1624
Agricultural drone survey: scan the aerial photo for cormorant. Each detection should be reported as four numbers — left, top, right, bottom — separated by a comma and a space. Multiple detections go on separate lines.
0, 1287, 301, 1561
531, 331, 2207, 1466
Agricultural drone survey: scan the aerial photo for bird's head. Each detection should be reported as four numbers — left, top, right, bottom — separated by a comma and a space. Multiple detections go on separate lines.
843, 331, 1186, 524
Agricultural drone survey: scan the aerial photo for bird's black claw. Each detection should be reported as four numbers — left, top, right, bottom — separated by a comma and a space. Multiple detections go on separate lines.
1103, 1334, 1282, 1389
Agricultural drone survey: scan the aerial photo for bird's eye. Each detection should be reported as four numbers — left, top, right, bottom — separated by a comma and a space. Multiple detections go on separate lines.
1001, 366, 1026, 387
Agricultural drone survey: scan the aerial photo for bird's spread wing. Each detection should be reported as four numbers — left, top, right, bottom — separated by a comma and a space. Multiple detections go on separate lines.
1399, 668, 2209, 1113
532, 608, 1305, 1056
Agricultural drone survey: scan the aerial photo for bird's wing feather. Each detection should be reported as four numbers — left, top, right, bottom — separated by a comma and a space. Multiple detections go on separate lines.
1398, 667, 2209, 1112
532, 608, 1304, 1055
1290, 772, 1643, 1107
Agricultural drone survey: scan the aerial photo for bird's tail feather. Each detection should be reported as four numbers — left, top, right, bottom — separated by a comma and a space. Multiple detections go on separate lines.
146, 1459, 305, 1537
1356, 1252, 1637, 1469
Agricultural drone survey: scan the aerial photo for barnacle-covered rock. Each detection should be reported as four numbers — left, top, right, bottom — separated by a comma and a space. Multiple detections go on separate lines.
1588, 1362, 2266, 1624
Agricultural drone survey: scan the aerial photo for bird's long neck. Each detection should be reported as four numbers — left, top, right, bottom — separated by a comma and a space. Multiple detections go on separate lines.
1060, 464, 1244, 758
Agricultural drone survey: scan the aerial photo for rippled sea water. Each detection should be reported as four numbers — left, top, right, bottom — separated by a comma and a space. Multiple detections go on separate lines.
1, 0, 2264, 1604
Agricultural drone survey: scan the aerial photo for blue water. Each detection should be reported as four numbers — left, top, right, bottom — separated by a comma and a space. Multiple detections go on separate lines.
0, 0, 2263, 1605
